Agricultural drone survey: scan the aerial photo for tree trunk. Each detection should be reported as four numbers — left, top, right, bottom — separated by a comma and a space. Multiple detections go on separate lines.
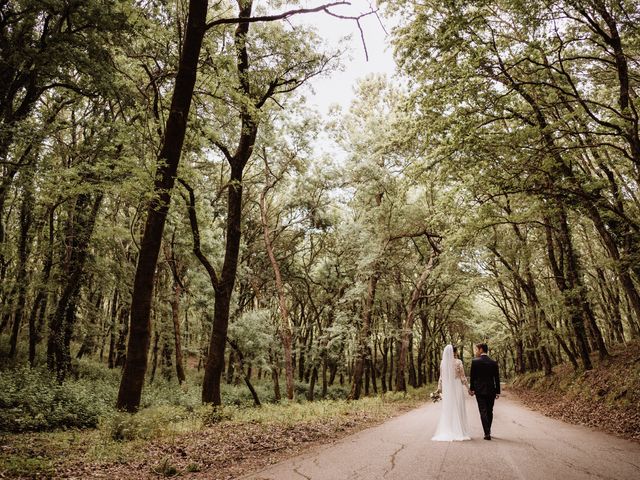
107, 289, 118, 369
150, 330, 159, 384
115, 304, 129, 367
396, 254, 436, 391
348, 271, 380, 400
260, 178, 295, 400
201, 1, 261, 405
308, 366, 318, 401
9, 184, 34, 357
380, 338, 388, 393
544, 211, 592, 370
47, 194, 102, 381
170, 280, 186, 384
116, 0, 209, 412
228, 340, 261, 406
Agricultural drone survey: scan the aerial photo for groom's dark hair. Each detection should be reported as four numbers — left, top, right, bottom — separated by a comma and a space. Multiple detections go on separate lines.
476, 343, 488, 353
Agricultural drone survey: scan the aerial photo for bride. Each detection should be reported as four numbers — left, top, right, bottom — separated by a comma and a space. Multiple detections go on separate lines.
432, 344, 471, 441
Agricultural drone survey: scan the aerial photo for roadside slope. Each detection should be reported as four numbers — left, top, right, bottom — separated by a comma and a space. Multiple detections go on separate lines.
510, 341, 640, 441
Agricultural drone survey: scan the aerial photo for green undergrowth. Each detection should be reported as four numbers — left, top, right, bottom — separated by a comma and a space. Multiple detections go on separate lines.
1, 358, 432, 477
0, 359, 359, 434
1, 371, 430, 477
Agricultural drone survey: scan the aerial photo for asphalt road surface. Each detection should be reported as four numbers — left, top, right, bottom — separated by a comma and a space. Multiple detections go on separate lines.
242, 392, 640, 480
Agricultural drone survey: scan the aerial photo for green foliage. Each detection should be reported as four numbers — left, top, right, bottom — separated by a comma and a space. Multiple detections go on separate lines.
0, 366, 112, 432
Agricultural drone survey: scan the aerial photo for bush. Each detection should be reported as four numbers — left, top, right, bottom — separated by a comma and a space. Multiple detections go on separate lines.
0, 366, 113, 432
324, 384, 350, 400
221, 382, 276, 406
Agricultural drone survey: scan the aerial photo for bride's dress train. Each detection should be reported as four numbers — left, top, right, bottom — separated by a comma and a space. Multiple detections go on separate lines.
432, 345, 471, 441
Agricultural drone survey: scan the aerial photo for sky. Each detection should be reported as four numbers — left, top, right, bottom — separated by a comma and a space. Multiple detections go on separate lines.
290, 1, 399, 115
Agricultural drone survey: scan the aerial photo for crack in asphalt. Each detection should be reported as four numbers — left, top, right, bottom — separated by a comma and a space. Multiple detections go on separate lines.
241, 397, 640, 480
292, 465, 312, 480
383, 441, 407, 478
434, 442, 451, 480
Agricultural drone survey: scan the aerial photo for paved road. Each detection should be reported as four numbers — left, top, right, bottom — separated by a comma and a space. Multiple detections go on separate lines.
242, 392, 640, 480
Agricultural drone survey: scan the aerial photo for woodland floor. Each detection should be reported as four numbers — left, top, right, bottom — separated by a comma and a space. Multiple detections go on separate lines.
510, 340, 640, 442
0, 397, 423, 479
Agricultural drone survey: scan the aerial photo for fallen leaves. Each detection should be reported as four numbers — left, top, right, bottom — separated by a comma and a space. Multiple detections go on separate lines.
510, 341, 640, 443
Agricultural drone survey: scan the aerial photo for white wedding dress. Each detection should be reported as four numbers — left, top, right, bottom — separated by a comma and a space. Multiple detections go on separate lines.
431, 344, 471, 441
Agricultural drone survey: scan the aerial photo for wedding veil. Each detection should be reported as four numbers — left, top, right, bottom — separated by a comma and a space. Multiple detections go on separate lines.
439, 344, 457, 397
432, 344, 469, 441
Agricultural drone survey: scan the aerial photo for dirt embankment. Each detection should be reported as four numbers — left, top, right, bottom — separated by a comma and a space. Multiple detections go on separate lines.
510, 341, 640, 442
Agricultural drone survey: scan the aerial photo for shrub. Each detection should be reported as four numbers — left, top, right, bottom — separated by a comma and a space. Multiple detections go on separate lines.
153, 458, 178, 477
0, 366, 112, 432
324, 384, 350, 400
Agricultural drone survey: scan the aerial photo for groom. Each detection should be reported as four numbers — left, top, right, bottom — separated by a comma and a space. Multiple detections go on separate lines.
469, 343, 500, 440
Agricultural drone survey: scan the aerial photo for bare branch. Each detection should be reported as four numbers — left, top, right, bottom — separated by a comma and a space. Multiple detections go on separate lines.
205, 2, 350, 30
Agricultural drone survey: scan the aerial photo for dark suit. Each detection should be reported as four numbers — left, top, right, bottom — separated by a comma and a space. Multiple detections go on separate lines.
470, 354, 500, 436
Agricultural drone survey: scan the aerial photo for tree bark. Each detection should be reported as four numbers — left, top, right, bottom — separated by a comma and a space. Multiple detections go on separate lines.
47, 193, 102, 381
259, 175, 295, 399
348, 271, 380, 400
170, 280, 186, 384
116, 0, 208, 411
9, 183, 34, 357
544, 210, 593, 370
396, 253, 436, 391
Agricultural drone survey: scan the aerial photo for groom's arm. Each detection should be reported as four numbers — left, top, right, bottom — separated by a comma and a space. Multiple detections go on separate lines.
494, 362, 501, 395
469, 359, 476, 392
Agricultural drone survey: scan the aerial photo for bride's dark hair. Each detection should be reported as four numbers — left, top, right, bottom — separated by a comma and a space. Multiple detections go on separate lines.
452, 345, 458, 356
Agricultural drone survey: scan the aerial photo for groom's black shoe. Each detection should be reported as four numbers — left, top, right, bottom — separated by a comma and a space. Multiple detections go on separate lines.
483, 435, 491, 440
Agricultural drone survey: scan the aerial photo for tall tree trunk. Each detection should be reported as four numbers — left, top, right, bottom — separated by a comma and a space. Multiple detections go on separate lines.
348, 271, 380, 400
47, 194, 102, 381
9, 183, 34, 357
116, 0, 208, 412
107, 289, 119, 369
396, 254, 436, 391
259, 177, 294, 400
544, 210, 592, 370
201, 165, 246, 404
170, 280, 186, 384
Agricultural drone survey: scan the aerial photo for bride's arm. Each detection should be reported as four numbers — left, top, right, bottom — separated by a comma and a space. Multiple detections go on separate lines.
456, 360, 469, 387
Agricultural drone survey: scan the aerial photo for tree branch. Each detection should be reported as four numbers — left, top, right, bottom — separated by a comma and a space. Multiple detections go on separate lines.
178, 179, 220, 291
205, 2, 350, 30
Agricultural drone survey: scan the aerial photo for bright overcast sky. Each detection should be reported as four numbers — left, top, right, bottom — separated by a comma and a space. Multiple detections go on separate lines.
290, 0, 398, 115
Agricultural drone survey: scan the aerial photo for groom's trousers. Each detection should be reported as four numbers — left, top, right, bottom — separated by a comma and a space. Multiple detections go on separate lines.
475, 395, 495, 435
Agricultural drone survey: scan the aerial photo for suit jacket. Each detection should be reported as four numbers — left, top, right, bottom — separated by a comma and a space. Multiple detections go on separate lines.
470, 355, 500, 396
